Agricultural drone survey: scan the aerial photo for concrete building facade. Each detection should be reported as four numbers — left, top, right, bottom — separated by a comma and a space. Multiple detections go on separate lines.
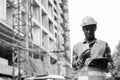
0, 0, 70, 79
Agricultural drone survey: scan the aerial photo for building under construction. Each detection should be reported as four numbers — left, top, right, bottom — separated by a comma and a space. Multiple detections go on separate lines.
0, 0, 70, 80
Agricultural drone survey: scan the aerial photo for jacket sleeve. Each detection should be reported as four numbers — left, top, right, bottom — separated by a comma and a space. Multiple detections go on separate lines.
103, 43, 112, 62
103, 43, 113, 71
72, 48, 84, 70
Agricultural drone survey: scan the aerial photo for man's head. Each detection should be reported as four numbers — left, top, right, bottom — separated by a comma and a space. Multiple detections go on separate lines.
81, 16, 97, 41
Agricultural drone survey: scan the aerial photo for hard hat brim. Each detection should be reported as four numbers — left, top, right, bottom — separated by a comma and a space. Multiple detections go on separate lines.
81, 22, 97, 27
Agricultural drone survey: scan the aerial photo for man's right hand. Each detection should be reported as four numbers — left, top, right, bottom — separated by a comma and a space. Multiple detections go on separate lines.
81, 49, 91, 60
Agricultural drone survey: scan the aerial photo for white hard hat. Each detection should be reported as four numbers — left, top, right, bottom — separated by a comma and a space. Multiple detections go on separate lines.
81, 16, 97, 27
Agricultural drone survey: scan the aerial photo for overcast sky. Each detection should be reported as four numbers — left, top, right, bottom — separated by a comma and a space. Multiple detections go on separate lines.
69, 0, 120, 54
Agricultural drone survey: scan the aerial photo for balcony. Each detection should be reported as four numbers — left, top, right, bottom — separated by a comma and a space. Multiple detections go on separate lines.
33, 1, 40, 22
48, 1, 53, 17
41, 0, 48, 11
42, 10, 48, 30
42, 31, 48, 50
48, 19, 54, 34
32, 24, 41, 46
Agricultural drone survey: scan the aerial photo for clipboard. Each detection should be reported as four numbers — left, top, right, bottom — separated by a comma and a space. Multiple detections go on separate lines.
88, 57, 109, 70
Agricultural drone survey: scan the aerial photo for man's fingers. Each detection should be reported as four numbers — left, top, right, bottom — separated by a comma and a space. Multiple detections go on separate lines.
84, 49, 90, 53
82, 49, 91, 58
83, 49, 90, 55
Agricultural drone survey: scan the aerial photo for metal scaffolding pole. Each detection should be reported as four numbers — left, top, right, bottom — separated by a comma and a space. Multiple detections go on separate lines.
25, 0, 33, 77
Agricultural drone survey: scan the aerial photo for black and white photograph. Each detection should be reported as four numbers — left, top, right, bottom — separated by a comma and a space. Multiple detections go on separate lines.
0, 0, 120, 80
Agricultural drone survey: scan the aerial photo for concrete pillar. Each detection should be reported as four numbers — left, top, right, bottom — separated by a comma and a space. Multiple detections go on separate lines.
0, 0, 6, 20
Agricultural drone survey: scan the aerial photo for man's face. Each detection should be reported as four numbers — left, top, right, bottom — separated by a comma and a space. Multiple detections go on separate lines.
82, 24, 96, 40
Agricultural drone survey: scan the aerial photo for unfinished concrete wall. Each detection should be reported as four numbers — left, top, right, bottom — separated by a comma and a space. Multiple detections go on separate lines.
0, 0, 6, 21
6, 7, 13, 28
32, 26, 41, 46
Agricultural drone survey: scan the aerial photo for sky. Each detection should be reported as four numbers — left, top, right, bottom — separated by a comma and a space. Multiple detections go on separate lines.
69, 0, 120, 54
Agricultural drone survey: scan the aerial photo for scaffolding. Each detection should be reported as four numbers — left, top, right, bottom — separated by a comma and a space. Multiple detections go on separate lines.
12, 0, 33, 79
9, 0, 70, 79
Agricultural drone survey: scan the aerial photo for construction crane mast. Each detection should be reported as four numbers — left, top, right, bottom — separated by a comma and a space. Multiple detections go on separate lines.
12, 0, 33, 79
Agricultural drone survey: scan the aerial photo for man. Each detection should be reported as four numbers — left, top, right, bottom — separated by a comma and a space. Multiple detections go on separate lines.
72, 16, 113, 80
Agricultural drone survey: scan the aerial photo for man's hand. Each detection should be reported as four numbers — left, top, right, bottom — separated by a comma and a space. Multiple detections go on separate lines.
81, 49, 91, 60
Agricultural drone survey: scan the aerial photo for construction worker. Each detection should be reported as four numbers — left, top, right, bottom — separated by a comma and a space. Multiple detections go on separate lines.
72, 16, 113, 80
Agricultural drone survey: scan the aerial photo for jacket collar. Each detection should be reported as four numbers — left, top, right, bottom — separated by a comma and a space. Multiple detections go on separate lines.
83, 38, 97, 44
